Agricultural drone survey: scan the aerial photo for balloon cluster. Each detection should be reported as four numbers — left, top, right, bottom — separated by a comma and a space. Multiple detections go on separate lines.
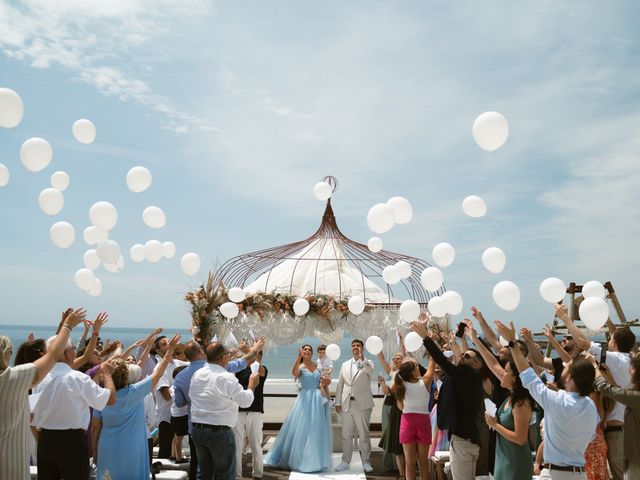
0, 87, 203, 296
367, 196, 413, 234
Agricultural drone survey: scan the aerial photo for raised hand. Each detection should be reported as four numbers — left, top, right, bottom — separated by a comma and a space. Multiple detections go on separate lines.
65, 308, 87, 329
519, 327, 533, 341
239, 338, 250, 354
470, 306, 484, 321
93, 312, 109, 333
411, 321, 429, 339
554, 303, 569, 322
494, 320, 516, 343
542, 324, 553, 339
27, 332, 35, 342
463, 318, 477, 339
167, 333, 182, 353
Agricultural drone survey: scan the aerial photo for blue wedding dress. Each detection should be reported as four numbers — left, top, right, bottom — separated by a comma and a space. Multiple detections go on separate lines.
264, 367, 332, 472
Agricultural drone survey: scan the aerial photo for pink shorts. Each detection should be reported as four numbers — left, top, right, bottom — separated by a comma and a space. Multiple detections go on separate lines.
399, 413, 432, 445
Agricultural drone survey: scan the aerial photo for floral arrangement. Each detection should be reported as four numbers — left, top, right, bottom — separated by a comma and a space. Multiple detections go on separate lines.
184, 272, 371, 344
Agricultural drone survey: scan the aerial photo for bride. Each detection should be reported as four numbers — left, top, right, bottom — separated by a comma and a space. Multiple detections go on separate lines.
264, 344, 332, 472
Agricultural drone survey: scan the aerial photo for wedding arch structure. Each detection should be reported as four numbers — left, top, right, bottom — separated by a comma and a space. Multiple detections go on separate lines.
196, 177, 446, 346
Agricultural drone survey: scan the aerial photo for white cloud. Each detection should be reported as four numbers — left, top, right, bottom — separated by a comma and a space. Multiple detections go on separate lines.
0, 0, 216, 133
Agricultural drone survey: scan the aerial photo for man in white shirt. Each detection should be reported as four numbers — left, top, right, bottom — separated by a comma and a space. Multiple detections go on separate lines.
556, 303, 636, 480
33, 335, 116, 480
334, 339, 375, 473
190, 341, 259, 480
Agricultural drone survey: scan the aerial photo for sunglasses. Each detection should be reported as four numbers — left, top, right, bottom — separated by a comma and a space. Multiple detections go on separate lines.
462, 352, 476, 360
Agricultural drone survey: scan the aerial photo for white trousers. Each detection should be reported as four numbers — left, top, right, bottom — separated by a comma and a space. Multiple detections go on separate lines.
234, 411, 264, 479
341, 405, 372, 464
539, 467, 587, 479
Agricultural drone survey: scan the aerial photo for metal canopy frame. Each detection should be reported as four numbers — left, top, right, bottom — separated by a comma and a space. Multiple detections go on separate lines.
213, 176, 443, 304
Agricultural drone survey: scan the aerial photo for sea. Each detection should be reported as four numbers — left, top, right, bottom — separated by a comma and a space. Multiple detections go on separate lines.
0, 324, 387, 386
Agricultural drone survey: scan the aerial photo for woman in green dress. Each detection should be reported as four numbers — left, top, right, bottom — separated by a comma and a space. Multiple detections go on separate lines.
467, 325, 534, 480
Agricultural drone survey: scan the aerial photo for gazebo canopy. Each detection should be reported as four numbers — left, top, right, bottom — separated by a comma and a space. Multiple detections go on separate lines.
214, 176, 444, 305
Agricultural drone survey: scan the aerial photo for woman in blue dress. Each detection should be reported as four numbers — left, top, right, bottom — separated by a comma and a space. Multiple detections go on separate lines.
92, 333, 181, 480
264, 344, 332, 472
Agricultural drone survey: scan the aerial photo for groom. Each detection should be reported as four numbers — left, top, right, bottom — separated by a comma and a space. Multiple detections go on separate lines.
334, 339, 375, 473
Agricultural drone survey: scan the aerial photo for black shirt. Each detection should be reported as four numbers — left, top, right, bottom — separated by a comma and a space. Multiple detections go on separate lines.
236, 365, 268, 413
423, 337, 485, 445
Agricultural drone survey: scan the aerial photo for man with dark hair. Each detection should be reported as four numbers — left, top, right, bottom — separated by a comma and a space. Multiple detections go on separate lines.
189, 342, 259, 480
234, 351, 268, 480
413, 322, 485, 480
557, 304, 636, 480
153, 335, 178, 459
335, 339, 375, 473
495, 320, 598, 480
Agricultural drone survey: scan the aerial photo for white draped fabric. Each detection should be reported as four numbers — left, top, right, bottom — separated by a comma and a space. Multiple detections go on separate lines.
243, 237, 391, 303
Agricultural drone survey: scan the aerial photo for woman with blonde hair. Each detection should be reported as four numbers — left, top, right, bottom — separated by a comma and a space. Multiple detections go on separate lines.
92, 333, 181, 480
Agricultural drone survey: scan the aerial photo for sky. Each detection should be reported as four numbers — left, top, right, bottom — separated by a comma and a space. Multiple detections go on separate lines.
0, 1, 639, 333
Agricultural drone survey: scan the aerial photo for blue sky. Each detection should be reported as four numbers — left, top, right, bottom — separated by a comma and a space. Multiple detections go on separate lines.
1, 1, 639, 331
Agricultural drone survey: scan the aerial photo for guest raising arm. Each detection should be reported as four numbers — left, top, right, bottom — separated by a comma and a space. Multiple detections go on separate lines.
72, 311, 108, 370
495, 319, 598, 479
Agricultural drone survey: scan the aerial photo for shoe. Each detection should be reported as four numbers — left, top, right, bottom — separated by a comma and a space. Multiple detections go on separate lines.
363, 463, 373, 473
335, 462, 350, 471
175, 458, 189, 464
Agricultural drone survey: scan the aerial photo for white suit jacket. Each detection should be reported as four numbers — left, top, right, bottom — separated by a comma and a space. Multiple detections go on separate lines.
334, 358, 375, 411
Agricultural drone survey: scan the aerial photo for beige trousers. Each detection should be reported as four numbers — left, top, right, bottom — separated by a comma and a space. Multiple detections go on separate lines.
341, 405, 372, 464
605, 429, 624, 480
449, 435, 479, 480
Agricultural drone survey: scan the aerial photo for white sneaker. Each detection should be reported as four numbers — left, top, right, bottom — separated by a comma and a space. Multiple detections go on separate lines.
363, 463, 373, 473
335, 462, 350, 471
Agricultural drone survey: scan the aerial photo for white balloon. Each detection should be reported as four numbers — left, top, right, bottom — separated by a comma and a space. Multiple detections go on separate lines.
367, 203, 395, 234
49, 221, 75, 248
0, 163, 9, 187
462, 195, 487, 218
539, 277, 566, 304
293, 298, 310, 316
162, 241, 176, 258
325, 344, 341, 361
96, 240, 121, 265
472, 111, 509, 152
396, 261, 412, 279
420, 267, 443, 292
399, 299, 421, 323
492, 281, 521, 311
427, 296, 447, 317
582, 281, 606, 299
482, 247, 506, 274
367, 237, 383, 253
0, 88, 24, 128
74, 268, 96, 291
89, 201, 118, 230
83, 225, 108, 245
579, 297, 609, 330
365, 336, 383, 355
404, 332, 423, 353
50, 171, 70, 191
126, 166, 152, 193
219, 301, 239, 319
313, 182, 332, 201
442, 291, 463, 315
20, 137, 53, 172
129, 244, 146, 263
181, 252, 201, 276
144, 240, 163, 263
38, 188, 64, 215
386, 196, 413, 224
104, 255, 124, 273
88, 278, 102, 297
83, 249, 101, 270
72, 119, 96, 144
228, 287, 246, 303
347, 296, 365, 315
142, 206, 166, 229
382, 265, 401, 285
432, 242, 455, 268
